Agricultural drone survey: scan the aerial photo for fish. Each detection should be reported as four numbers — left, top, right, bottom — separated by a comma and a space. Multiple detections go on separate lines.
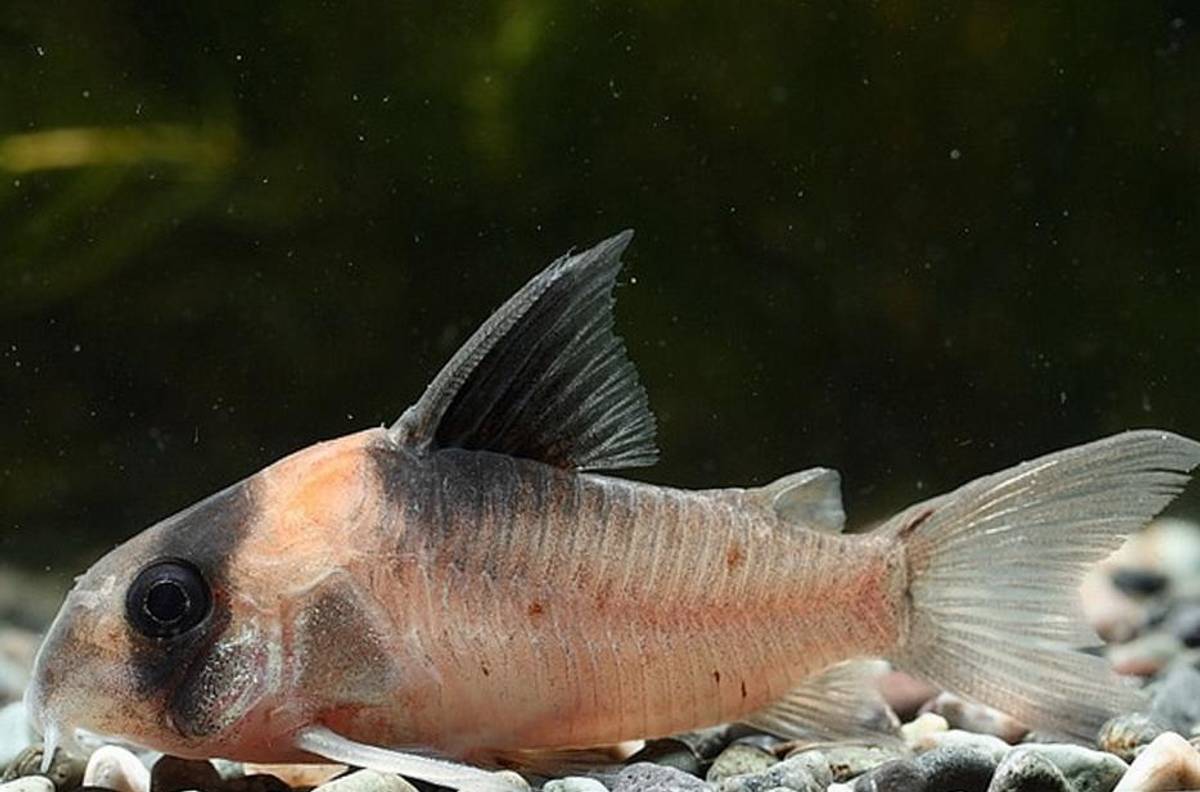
24, 230, 1200, 791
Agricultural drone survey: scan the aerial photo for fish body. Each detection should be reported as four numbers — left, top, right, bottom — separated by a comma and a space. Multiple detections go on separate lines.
26, 231, 1200, 790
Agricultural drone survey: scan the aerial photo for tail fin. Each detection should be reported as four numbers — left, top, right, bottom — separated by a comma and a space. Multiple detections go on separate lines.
885, 430, 1200, 740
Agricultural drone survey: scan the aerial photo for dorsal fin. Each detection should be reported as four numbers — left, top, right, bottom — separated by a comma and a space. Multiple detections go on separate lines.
753, 468, 845, 533
389, 231, 659, 471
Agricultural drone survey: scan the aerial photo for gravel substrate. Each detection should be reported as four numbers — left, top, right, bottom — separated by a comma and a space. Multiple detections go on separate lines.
5, 519, 1200, 792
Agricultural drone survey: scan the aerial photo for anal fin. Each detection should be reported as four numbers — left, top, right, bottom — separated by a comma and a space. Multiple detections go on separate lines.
741, 659, 901, 743
294, 726, 527, 792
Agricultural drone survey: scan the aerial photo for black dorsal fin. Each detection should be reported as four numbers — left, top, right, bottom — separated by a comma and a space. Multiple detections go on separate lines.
389, 230, 658, 471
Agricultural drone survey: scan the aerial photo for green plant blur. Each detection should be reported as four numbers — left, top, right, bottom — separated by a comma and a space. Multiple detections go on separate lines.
2, 2, 1198, 576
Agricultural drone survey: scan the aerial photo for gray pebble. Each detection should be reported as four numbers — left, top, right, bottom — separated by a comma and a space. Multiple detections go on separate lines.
542, 778, 609, 792
151, 756, 223, 792
714, 753, 824, 792
0, 778, 54, 792
1097, 713, 1165, 763
773, 752, 832, 789
913, 745, 998, 792
852, 759, 926, 792
674, 726, 740, 761
987, 749, 1069, 792
817, 746, 904, 782
913, 730, 1009, 764
613, 762, 710, 792
1017, 744, 1128, 792
629, 738, 703, 777
1151, 662, 1200, 734
314, 769, 419, 792
707, 744, 777, 782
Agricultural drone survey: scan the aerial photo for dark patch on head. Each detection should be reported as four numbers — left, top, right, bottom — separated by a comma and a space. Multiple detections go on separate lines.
126, 479, 254, 703
712, 669, 721, 684
528, 600, 544, 618
169, 630, 265, 738
741, 680, 748, 699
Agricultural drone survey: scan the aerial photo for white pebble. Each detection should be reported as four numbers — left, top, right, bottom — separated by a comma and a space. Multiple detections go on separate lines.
1114, 731, 1200, 792
543, 778, 609, 792
84, 745, 151, 792
0, 777, 54, 792
314, 769, 419, 792
901, 712, 949, 749
0, 701, 34, 766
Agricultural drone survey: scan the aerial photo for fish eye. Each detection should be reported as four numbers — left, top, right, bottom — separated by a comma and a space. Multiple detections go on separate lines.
125, 559, 211, 639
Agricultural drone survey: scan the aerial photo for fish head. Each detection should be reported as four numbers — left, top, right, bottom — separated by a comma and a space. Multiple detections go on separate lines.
25, 475, 283, 762
26, 429, 389, 763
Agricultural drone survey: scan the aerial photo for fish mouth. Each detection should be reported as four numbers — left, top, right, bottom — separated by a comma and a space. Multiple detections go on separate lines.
23, 670, 85, 773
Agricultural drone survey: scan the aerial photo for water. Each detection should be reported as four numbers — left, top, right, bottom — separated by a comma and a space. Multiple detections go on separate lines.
1, 4, 1199, 788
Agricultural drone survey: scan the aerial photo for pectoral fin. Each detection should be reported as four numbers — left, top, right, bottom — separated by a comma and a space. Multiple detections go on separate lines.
741, 659, 900, 743
294, 726, 527, 792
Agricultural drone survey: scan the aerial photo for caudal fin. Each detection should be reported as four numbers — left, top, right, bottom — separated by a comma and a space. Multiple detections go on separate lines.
886, 430, 1200, 740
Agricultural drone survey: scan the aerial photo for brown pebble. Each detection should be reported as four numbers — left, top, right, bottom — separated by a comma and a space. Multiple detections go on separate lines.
2, 745, 86, 790
1098, 713, 1166, 763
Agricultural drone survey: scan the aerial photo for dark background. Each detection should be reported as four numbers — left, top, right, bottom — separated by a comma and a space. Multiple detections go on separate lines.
2, 3, 1199, 578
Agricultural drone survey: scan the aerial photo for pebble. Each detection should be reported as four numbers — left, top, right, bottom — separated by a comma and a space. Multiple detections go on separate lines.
542, 778, 610, 792
1081, 565, 1150, 644
987, 748, 1069, 792
707, 744, 777, 782
613, 762, 710, 792
1165, 603, 1200, 647
673, 726, 739, 761
913, 744, 998, 792
313, 769, 419, 792
714, 753, 828, 792
2, 745, 86, 790
1018, 744, 1128, 792
244, 763, 346, 788
0, 778, 53, 792
901, 714, 949, 750
807, 746, 903, 782
924, 693, 1027, 743
152, 756, 223, 792
1098, 713, 1166, 762
627, 738, 703, 777
1107, 632, 1183, 677
221, 773, 291, 792
1151, 662, 1200, 735
1113, 731, 1200, 792
877, 672, 939, 719
1111, 568, 1170, 597
911, 730, 1010, 764
84, 746, 150, 792
851, 759, 925, 792
0, 704, 32, 768
775, 752, 833, 789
